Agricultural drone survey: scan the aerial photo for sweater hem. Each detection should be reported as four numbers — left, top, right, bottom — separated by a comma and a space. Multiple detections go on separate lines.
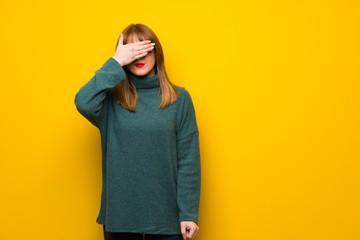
97, 219, 181, 234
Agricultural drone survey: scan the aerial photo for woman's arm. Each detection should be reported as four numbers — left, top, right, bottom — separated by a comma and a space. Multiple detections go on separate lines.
176, 88, 201, 225
74, 57, 126, 127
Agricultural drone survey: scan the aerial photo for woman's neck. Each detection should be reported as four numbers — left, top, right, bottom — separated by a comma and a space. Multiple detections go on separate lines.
127, 70, 160, 89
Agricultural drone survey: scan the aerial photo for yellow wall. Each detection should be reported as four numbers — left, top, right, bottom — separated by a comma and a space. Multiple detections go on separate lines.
1, 0, 359, 239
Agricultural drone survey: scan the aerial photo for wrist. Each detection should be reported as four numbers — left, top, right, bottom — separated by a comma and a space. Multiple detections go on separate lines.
112, 57, 123, 67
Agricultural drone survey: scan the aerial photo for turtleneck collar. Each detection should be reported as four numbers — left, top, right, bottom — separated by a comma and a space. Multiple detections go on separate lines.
127, 71, 160, 89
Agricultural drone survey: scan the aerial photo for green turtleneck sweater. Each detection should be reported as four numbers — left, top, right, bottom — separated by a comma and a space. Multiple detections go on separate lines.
74, 57, 201, 234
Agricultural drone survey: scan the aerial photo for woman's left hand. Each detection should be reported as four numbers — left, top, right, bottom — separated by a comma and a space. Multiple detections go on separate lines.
180, 221, 199, 240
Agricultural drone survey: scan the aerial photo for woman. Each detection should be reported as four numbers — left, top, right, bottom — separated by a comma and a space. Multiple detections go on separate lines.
74, 23, 201, 240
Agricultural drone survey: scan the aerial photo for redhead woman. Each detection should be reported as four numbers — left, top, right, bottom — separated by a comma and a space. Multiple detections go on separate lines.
75, 23, 201, 240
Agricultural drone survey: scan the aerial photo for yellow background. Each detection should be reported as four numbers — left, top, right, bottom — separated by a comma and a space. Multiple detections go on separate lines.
1, 0, 359, 239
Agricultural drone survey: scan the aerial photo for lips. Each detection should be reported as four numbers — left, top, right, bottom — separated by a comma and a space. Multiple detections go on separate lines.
135, 63, 145, 68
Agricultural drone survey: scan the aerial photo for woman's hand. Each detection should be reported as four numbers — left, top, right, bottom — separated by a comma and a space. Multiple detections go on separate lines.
112, 32, 155, 67
180, 221, 199, 240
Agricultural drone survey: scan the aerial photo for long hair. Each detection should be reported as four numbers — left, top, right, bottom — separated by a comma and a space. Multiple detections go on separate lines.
112, 23, 179, 112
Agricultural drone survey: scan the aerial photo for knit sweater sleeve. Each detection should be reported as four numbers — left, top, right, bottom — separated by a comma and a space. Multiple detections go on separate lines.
74, 57, 127, 128
176, 88, 201, 225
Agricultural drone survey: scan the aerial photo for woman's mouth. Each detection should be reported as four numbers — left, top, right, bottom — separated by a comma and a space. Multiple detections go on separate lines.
135, 63, 145, 68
